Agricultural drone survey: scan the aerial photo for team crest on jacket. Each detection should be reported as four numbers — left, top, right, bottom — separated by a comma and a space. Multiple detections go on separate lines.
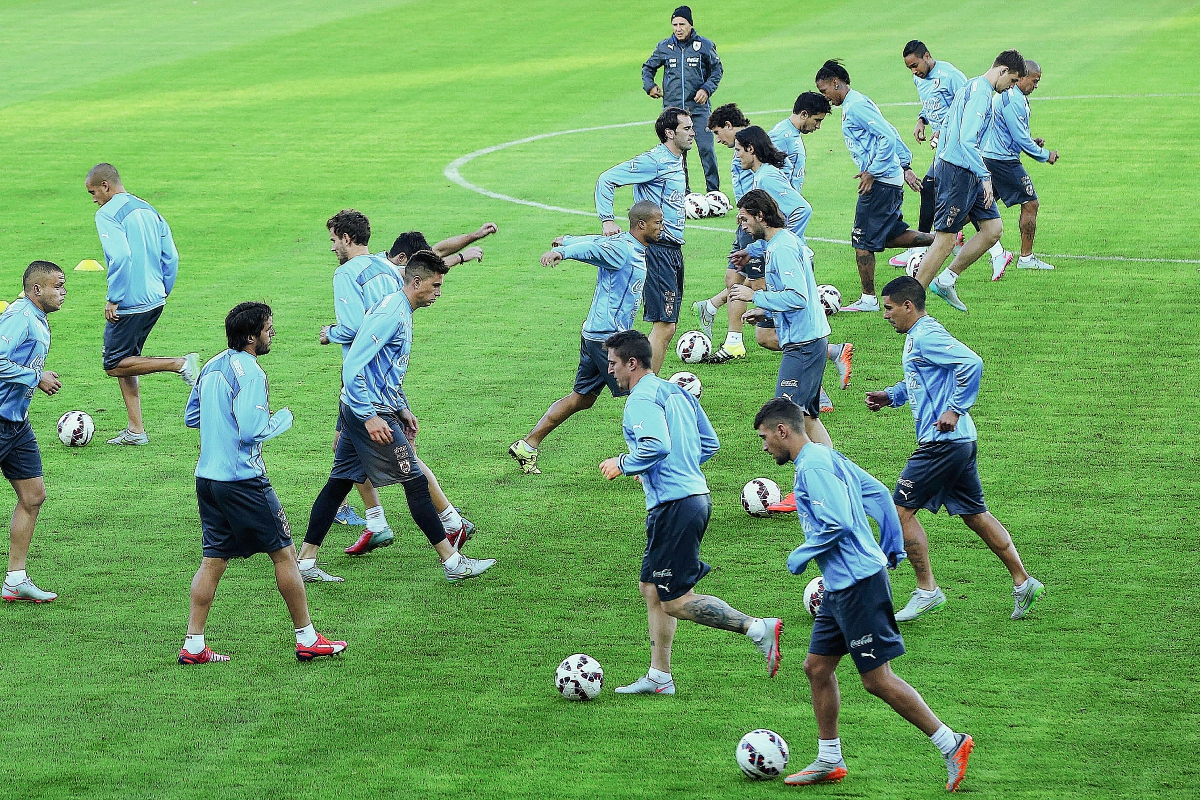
693, 40, 701, 50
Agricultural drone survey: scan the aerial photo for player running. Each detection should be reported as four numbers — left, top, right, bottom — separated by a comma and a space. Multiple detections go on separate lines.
305, 251, 496, 584
983, 60, 1060, 271
867, 276, 1044, 621
509, 201, 660, 475
595, 107, 692, 374
180, 302, 346, 664
601, 330, 782, 695
753, 397, 974, 791
913, 51, 1027, 312
1, 262, 65, 604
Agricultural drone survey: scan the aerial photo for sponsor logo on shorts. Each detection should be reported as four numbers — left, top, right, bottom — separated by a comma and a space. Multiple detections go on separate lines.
896, 478, 914, 488
859, 649, 877, 659
780, 379, 799, 388
652, 569, 673, 578
897, 489, 912, 500
658, 584, 671, 593
850, 634, 874, 649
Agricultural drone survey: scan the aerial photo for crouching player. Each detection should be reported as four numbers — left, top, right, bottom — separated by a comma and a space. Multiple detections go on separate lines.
753, 397, 973, 791
181, 303, 346, 663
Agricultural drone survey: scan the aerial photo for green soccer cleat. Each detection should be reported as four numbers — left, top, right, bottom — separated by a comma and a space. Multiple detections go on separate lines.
895, 587, 947, 622
1011, 577, 1045, 620
509, 439, 540, 474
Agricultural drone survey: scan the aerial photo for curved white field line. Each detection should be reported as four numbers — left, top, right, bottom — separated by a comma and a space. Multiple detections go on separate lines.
445, 95, 1200, 265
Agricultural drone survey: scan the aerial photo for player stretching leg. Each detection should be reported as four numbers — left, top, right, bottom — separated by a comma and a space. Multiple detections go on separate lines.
754, 397, 973, 791
305, 252, 496, 584
509, 202, 661, 475
982, 60, 1059, 271
1, 263, 65, 603
868, 277, 1044, 620
180, 303, 346, 663
602, 331, 782, 694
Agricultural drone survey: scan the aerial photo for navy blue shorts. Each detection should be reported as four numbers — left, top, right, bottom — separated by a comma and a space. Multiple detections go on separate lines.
102, 305, 164, 371
330, 403, 424, 488
0, 419, 42, 481
809, 568, 906, 674
894, 440, 987, 516
731, 228, 765, 281
643, 240, 684, 323
776, 336, 827, 418
641, 493, 712, 601
934, 159, 1001, 233
574, 337, 627, 397
197, 476, 293, 559
852, 183, 910, 252
984, 158, 1037, 207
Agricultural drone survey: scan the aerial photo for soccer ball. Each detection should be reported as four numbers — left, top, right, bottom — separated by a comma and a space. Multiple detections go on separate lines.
675, 331, 711, 364
905, 251, 923, 279
741, 478, 781, 517
684, 193, 711, 219
737, 729, 790, 780
555, 653, 604, 701
668, 371, 703, 399
804, 576, 826, 617
57, 411, 95, 447
817, 284, 842, 316
706, 190, 731, 216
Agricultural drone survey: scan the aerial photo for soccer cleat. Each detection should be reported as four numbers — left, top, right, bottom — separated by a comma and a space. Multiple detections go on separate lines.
296, 633, 348, 661
446, 520, 475, 552
1011, 577, 1045, 620
895, 587, 947, 621
445, 555, 496, 582
1017, 255, 1055, 270
819, 387, 834, 413
333, 502, 368, 526
509, 439, 541, 474
784, 759, 848, 786
835, 343, 854, 390
991, 250, 1013, 281
614, 675, 676, 695
343, 526, 394, 555
945, 733, 974, 791
753, 618, 783, 677
107, 428, 149, 446
300, 563, 345, 582
180, 352, 200, 388
2, 577, 57, 603
841, 297, 879, 313
930, 279, 968, 313
766, 492, 797, 514
692, 300, 715, 340
703, 343, 746, 363
178, 646, 229, 665
889, 246, 927, 268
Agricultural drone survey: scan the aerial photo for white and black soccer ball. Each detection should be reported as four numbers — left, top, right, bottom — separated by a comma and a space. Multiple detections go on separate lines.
57, 411, 95, 447
741, 478, 782, 517
555, 653, 604, 701
817, 284, 842, 316
675, 331, 712, 364
705, 190, 731, 216
804, 576, 826, 617
668, 371, 703, 399
905, 251, 924, 279
737, 729, 790, 780
684, 193, 711, 219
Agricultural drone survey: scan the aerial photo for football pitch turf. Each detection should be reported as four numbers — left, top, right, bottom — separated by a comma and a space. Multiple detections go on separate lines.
1, 0, 1198, 797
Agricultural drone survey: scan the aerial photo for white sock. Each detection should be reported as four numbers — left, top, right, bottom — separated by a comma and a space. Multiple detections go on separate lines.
745, 617, 766, 642
438, 506, 463, 532
443, 552, 463, 570
365, 505, 388, 533
860, 293, 874, 304
1014, 577, 1031, 590
724, 331, 743, 347
5, 569, 27, 585
988, 241, 1005, 259
298, 558, 316, 571
818, 738, 843, 763
937, 269, 958, 286
648, 667, 672, 683
704, 300, 719, 315
917, 586, 940, 596
930, 724, 958, 756
1019, 253, 1034, 263
184, 634, 206, 655
295, 623, 318, 647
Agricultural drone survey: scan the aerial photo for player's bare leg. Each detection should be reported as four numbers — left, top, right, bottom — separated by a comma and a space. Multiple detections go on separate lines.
897, 506, 937, 591
945, 218, 1002, 276
186, 557, 228, 636
115, 376, 144, 434
661, 588, 782, 676
854, 249, 878, 298
803, 653, 843, 740
647, 321, 676, 374
7, 477, 45, 573
960, 512, 1030, 585
641, 581, 677, 673
914, 231, 957, 288
1019, 199, 1038, 257
805, 415, 833, 448
105, 355, 186, 378
269, 547, 312, 628
860, 662, 942, 734
524, 391, 598, 449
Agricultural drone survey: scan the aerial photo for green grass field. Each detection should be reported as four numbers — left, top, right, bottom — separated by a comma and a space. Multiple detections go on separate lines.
1, 1, 1198, 797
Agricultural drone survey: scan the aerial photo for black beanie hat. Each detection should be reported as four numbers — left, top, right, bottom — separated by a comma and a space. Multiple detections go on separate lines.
672, 6, 693, 24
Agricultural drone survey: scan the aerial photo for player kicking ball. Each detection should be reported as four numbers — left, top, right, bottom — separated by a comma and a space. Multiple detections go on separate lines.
600, 330, 782, 695
753, 397, 973, 791
180, 303, 346, 663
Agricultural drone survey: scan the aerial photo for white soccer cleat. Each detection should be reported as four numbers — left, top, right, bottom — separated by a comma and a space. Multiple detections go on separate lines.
444, 555, 496, 582
841, 296, 879, 313
2, 577, 57, 603
889, 246, 927, 268
300, 564, 345, 583
1017, 255, 1055, 270
991, 251, 1013, 281
614, 674, 675, 694
180, 353, 200, 388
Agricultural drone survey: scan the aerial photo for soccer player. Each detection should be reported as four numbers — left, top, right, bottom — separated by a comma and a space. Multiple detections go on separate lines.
180, 302, 346, 664
596, 107, 693, 374
315, 211, 474, 574
600, 330, 782, 695
913, 51, 1026, 313
983, 60, 1060, 270
304, 251, 496, 583
508, 201, 660, 475
729, 190, 833, 448
814, 61, 932, 313
84, 163, 199, 445
867, 277, 1044, 621
382, 223, 499, 271
753, 397, 974, 791
0, 262, 65, 604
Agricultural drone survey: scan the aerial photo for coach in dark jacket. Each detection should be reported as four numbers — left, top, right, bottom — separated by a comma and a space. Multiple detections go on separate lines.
641, 6, 723, 193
